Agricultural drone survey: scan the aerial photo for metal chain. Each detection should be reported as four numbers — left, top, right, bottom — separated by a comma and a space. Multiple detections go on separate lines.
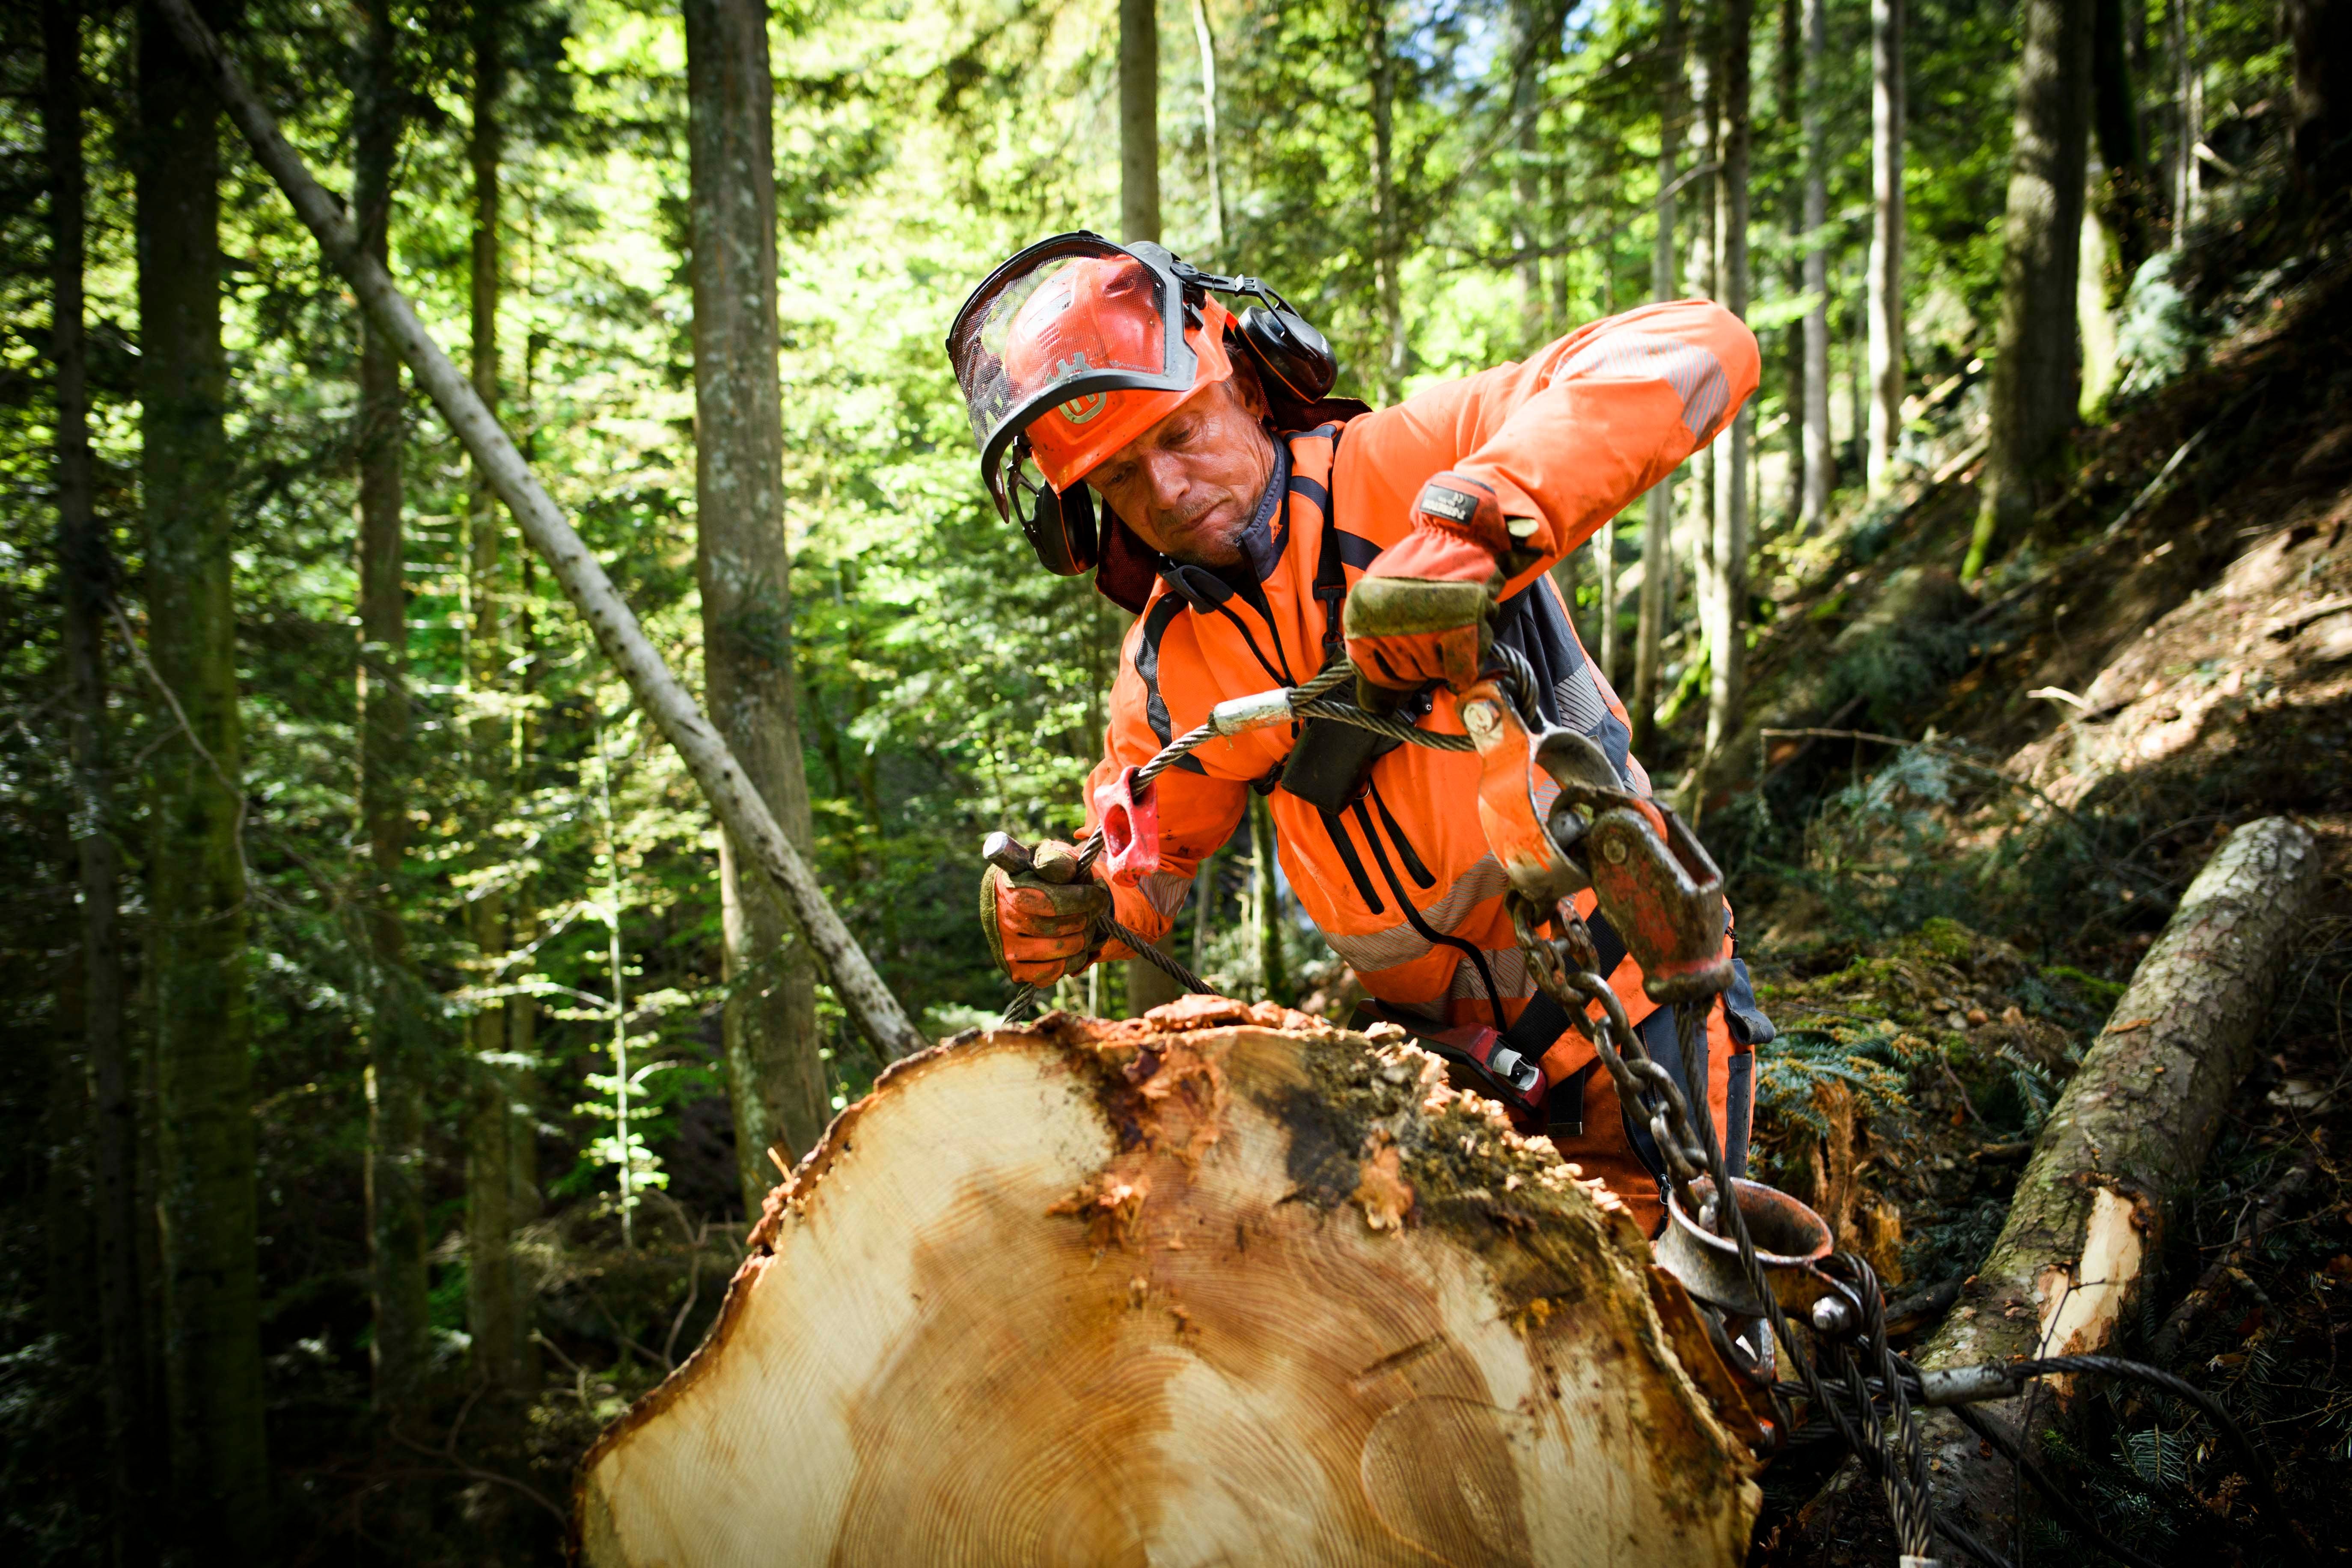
1513, 895, 1941, 1560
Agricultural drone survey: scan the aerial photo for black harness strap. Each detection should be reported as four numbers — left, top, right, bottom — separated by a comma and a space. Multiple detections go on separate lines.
1313, 508, 1346, 670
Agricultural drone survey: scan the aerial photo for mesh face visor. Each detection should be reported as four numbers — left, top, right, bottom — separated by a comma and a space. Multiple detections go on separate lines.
947, 233, 1202, 517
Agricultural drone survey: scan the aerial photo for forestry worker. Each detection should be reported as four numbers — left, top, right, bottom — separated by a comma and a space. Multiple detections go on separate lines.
947, 234, 1775, 1233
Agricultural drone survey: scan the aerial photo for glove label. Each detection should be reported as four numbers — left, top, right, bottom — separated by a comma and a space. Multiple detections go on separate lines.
1417, 482, 1482, 524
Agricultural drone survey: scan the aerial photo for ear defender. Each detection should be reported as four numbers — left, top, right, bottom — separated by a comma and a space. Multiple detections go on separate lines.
1019, 478, 1099, 576
1237, 303, 1338, 405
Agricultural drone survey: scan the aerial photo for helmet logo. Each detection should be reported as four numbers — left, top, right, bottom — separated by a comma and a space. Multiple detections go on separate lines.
1053, 353, 1107, 424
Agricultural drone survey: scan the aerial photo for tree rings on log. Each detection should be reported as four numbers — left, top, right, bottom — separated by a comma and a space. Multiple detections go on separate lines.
576, 997, 1761, 1566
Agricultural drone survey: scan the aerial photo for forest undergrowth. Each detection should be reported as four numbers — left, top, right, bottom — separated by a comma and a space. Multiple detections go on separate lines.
1731, 235, 2352, 1562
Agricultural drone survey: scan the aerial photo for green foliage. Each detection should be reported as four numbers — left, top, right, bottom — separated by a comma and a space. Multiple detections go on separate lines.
1752, 1021, 1921, 1140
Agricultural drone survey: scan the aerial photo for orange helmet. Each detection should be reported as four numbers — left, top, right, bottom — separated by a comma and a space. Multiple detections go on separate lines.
1000, 256, 1236, 489
949, 233, 1340, 580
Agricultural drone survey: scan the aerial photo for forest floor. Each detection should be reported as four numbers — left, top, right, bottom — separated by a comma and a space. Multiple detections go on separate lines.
1729, 249, 2352, 1562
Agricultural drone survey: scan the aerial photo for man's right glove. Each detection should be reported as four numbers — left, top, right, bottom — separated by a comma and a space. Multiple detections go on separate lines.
1342, 472, 1513, 704
980, 839, 1111, 985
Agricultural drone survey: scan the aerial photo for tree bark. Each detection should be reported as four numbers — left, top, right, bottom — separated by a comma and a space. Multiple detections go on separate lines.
2168, 0, 2200, 245
1866, 0, 1904, 495
1119, 0, 1160, 244
2090, 0, 2151, 269
349, 0, 430, 1429
1508, 0, 1547, 343
2286, 0, 2352, 205
135, 0, 268, 1550
1683, 11, 1717, 768
1705, 0, 1751, 766
463, 0, 536, 1400
576, 1006, 1762, 1565
1777, 0, 1804, 534
1632, 0, 1682, 756
1799, 0, 1832, 532
1366, 0, 1407, 403
1250, 793, 1286, 1003
1189, 0, 1223, 249
1596, 521, 1619, 686
156, 0, 925, 1062
1964, 0, 2093, 582
1915, 818, 2323, 1542
685, 0, 830, 1220
50, 0, 145, 1542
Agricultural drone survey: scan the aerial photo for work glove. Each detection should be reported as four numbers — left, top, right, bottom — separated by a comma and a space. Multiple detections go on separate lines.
1342, 473, 1518, 705
980, 839, 1111, 986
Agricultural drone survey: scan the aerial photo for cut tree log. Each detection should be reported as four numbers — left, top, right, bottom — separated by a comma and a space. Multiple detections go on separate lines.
1914, 816, 2322, 1541
150, 0, 924, 1062
575, 998, 1763, 1566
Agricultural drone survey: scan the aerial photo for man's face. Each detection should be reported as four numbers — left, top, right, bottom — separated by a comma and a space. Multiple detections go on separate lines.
1085, 374, 1275, 569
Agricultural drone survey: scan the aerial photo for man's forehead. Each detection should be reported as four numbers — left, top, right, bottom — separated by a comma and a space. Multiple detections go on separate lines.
1099, 384, 1224, 469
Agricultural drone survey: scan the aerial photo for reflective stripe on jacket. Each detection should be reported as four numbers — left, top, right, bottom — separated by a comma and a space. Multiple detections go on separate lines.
1081, 300, 1761, 1143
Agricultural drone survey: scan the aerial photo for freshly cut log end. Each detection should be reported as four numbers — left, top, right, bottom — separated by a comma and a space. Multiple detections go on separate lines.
575, 997, 1761, 1566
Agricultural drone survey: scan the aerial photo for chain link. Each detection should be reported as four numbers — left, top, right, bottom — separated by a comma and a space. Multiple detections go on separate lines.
1511, 893, 1940, 1559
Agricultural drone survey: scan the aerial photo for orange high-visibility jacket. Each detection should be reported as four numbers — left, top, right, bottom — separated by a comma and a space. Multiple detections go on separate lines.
1082, 300, 1764, 1220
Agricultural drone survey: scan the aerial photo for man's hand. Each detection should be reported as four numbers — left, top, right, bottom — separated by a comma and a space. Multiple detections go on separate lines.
1343, 473, 1513, 702
980, 839, 1111, 985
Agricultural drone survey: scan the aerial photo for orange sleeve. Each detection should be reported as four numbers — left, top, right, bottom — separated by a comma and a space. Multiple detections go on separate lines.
1333, 300, 1760, 600
1079, 612, 1249, 959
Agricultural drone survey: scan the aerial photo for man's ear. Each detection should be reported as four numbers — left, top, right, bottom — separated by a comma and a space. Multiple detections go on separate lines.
1228, 358, 1270, 421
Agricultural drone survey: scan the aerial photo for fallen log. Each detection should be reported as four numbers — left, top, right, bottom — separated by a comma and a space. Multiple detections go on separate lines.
1914, 816, 2322, 1541
575, 999, 1763, 1566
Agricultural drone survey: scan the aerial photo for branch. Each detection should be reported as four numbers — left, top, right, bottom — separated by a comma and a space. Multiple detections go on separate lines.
153, 0, 923, 1061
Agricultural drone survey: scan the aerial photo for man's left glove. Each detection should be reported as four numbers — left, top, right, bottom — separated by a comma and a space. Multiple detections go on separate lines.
1342, 472, 1515, 702
980, 839, 1111, 986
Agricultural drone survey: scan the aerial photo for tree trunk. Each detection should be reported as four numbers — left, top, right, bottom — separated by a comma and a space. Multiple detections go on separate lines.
1250, 793, 1286, 1003
161, 0, 925, 1060
1632, 0, 1682, 756
349, 0, 430, 1429
685, 0, 830, 1220
1509, 0, 1546, 344
1705, 0, 1751, 766
1964, 0, 2093, 581
2168, 0, 2200, 246
2286, 0, 2352, 205
576, 1007, 1762, 1565
1189, 0, 1223, 250
1189, 848, 1218, 977
135, 0, 268, 1549
1799, 0, 1833, 533
2090, 0, 2151, 270
1866, 0, 1904, 495
1916, 818, 2323, 1543
50, 2, 146, 1543
464, 0, 533, 1398
1119, 0, 1160, 244
1367, 0, 1407, 403
1596, 520, 1619, 686
1683, 15, 1718, 765
1778, 0, 1804, 534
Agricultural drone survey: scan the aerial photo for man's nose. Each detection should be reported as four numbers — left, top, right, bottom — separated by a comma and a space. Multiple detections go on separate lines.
1140, 451, 1192, 515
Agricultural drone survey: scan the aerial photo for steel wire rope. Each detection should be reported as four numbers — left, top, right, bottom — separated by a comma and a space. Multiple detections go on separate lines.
994, 653, 1541, 1025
